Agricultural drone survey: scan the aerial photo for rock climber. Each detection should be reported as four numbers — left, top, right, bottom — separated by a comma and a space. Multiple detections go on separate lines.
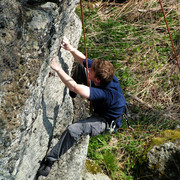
38, 36, 126, 176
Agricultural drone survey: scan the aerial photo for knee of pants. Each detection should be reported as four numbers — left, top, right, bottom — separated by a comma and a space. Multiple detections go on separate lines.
67, 123, 83, 141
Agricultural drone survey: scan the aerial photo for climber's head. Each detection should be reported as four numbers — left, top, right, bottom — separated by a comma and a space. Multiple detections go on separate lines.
89, 59, 115, 87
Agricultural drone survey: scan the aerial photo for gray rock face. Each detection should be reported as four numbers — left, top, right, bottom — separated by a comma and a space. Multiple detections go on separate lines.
138, 139, 180, 180
0, 0, 90, 179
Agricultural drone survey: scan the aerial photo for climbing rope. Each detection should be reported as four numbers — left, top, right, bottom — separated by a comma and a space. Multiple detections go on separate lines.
79, 0, 92, 113
80, 0, 90, 86
159, 0, 180, 72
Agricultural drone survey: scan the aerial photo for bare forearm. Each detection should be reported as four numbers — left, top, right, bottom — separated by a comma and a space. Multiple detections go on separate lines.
61, 37, 85, 64
56, 68, 77, 92
69, 47, 85, 64
56, 68, 90, 98
51, 56, 90, 98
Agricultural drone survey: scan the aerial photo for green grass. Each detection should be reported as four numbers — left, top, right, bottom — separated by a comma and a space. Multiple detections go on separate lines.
76, 1, 180, 179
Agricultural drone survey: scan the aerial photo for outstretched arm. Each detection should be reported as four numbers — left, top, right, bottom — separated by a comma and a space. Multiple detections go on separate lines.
51, 56, 90, 98
61, 37, 85, 65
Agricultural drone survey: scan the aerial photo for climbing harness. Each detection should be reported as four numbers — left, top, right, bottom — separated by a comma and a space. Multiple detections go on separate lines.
107, 103, 134, 134
109, 120, 117, 134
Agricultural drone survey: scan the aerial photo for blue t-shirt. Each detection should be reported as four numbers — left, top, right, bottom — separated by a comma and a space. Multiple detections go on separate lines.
83, 59, 126, 125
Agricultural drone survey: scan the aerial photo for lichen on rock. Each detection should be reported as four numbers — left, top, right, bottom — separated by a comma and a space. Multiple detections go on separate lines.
137, 129, 180, 179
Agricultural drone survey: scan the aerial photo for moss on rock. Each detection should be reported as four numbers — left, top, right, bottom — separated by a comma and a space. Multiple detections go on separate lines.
85, 159, 102, 175
137, 129, 180, 179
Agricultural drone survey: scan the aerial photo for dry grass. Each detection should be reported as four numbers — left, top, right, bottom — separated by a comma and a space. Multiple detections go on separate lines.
83, 2, 180, 178
82, 0, 180, 123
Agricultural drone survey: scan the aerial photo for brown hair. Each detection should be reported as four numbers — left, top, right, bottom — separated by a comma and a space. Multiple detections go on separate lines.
92, 59, 115, 87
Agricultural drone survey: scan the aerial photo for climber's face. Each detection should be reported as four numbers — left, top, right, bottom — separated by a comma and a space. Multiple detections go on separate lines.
88, 68, 100, 86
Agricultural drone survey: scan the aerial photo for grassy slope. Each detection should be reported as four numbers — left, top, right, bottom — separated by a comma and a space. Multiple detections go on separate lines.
76, 0, 180, 179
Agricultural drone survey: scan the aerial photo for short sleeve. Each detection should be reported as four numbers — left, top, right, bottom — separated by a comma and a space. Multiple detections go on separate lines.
89, 87, 106, 101
83, 58, 93, 68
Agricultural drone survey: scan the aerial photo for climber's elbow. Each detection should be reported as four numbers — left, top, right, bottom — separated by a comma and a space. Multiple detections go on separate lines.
71, 84, 90, 99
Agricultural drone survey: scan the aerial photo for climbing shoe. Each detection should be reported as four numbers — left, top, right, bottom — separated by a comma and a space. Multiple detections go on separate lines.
38, 160, 54, 177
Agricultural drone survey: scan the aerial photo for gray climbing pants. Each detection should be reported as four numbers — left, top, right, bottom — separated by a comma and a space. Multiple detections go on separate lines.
46, 115, 106, 162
